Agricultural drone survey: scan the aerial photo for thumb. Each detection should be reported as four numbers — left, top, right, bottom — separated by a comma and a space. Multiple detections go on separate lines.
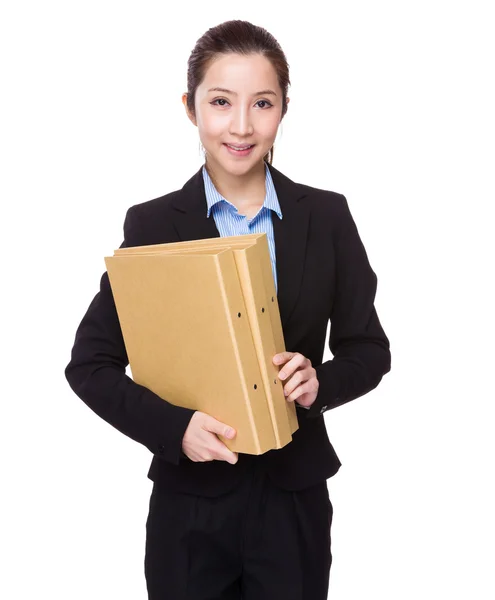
207, 418, 236, 439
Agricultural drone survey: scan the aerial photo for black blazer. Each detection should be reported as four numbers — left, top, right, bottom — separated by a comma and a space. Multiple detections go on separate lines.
65, 162, 391, 497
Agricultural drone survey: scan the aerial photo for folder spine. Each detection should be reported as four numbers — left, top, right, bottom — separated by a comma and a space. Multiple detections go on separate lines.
256, 237, 299, 434
214, 251, 277, 454
233, 246, 293, 448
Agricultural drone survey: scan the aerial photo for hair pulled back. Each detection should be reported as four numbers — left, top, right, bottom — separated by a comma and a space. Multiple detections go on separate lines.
186, 20, 290, 165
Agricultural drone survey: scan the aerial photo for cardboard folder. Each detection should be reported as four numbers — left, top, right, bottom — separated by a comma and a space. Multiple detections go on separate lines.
105, 233, 298, 455
115, 233, 298, 434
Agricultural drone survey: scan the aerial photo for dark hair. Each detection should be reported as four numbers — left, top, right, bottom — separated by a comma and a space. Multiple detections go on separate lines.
186, 20, 290, 165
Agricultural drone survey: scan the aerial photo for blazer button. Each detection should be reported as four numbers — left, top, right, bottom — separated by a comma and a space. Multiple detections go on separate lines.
158, 445, 165, 454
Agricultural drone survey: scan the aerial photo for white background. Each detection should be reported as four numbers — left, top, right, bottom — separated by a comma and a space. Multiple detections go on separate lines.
1, 1, 494, 598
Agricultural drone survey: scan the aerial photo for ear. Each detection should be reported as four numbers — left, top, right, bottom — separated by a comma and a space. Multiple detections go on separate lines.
280, 96, 290, 121
182, 93, 197, 126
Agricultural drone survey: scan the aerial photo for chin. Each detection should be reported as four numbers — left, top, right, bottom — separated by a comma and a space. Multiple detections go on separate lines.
222, 151, 268, 171
230, 162, 261, 177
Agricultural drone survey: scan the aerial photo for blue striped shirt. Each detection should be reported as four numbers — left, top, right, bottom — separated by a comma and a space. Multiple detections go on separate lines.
202, 162, 282, 295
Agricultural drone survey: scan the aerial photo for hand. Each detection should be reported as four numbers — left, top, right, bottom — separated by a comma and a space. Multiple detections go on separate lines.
181, 411, 238, 464
273, 351, 319, 409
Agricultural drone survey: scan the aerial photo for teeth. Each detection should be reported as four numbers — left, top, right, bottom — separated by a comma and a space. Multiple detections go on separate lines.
228, 144, 252, 151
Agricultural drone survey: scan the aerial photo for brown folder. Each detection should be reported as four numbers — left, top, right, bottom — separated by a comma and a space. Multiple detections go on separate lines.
105, 233, 298, 455
115, 233, 298, 436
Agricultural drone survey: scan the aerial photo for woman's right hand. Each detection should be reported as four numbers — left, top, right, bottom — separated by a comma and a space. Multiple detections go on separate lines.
181, 411, 238, 464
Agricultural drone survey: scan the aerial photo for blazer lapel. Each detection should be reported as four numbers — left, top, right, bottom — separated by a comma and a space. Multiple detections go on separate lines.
170, 163, 310, 331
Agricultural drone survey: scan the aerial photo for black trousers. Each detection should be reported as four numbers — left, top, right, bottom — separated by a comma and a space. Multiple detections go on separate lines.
144, 460, 333, 599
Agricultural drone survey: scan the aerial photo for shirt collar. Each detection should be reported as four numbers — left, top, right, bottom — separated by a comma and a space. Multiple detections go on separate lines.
202, 162, 283, 220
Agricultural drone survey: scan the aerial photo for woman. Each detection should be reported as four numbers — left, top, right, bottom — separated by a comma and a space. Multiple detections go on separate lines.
65, 19, 391, 600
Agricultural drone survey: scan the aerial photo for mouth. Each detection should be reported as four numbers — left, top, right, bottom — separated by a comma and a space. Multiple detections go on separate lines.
223, 143, 256, 157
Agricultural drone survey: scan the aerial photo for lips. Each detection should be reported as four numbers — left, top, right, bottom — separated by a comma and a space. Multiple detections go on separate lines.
225, 143, 255, 150
223, 143, 256, 157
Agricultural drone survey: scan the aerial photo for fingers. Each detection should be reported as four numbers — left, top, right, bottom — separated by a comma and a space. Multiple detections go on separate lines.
280, 364, 316, 392
204, 415, 236, 440
275, 352, 311, 379
209, 431, 238, 464
183, 412, 238, 464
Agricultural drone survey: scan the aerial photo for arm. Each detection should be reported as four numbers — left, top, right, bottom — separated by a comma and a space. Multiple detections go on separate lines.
64, 207, 196, 465
306, 194, 391, 418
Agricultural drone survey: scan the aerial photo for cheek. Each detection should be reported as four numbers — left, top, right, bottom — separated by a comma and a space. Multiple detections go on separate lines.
197, 111, 227, 139
202, 126, 226, 147
261, 116, 281, 140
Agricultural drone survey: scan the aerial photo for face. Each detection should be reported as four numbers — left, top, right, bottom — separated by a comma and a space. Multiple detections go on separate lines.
182, 53, 288, 177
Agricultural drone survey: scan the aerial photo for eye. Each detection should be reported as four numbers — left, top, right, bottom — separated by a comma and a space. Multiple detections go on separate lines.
210, 99, 230, 107
209, 98, 273, 109
256, 100, 273, 109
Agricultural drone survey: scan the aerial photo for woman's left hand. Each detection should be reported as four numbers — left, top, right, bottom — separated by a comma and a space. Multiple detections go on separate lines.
272, 351, 319, 409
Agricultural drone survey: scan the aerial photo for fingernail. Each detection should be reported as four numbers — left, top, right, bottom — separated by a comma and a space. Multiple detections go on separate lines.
279, 371, 286, 379
226, 428, 234, 438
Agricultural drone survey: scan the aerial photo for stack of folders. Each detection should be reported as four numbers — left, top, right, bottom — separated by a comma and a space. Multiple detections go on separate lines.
104, 233, 298, 456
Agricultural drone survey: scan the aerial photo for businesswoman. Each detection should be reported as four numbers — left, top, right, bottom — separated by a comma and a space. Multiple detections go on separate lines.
65, 19, 391, 600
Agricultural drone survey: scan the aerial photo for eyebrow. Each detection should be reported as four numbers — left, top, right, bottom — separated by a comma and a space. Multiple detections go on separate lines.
207, 87, 277, 96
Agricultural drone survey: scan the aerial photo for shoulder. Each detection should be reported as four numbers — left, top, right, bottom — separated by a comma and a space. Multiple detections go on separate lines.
299, 180, 346, 204
290, 176, 352, 225
125, 188, 182, 222
276, 169, 360, 241
269, 164, 348, 212
123, 165, 201, 223
120, 187, 183, 246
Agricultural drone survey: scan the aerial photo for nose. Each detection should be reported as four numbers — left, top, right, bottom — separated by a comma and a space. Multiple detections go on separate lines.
229, 104, 254, 137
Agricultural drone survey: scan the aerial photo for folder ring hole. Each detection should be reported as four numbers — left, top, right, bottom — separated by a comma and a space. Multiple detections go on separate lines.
238, 312, 241, 318
261, 307, 265, 313
254, 384, 257, 390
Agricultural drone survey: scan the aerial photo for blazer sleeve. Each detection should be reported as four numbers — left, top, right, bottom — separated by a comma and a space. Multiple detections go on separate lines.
306, 194, 391, 418
64, 206, 197, 465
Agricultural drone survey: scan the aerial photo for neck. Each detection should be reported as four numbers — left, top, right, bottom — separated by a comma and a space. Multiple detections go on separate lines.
205, 159, 266, 207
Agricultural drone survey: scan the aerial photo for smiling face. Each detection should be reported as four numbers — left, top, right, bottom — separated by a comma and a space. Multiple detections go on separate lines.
183, 52, 288, 178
